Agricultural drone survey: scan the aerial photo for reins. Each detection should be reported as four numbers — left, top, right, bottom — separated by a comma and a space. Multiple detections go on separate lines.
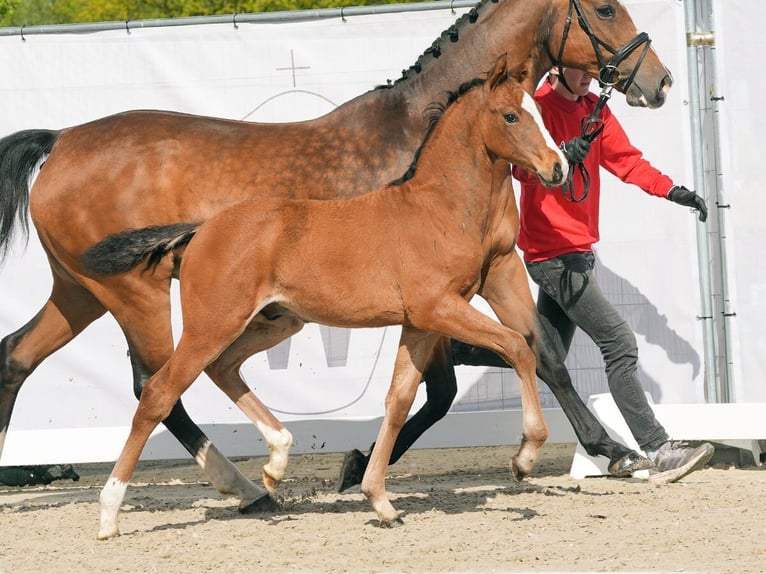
560, 81, 613, 202
554, 0, 653, 202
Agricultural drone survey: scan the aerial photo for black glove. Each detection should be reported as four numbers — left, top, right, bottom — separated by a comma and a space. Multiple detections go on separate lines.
667, 186, 708, 222
560, 136, 591, 164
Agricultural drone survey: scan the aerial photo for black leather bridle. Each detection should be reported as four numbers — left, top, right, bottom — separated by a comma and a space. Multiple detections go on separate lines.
554, 0, 654, 202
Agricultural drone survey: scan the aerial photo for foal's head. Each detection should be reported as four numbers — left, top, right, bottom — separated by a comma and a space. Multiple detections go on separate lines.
480, 55, 567, 188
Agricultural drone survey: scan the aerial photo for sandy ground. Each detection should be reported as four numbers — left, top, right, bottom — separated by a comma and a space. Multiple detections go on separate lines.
0, 442, 764, 573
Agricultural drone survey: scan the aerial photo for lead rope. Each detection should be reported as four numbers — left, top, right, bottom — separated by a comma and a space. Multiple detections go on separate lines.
560, 82, 615, 203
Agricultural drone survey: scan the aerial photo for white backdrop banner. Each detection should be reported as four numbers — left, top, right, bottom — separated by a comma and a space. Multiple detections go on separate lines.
0, 1, 715, 464
712, 0, 766, 403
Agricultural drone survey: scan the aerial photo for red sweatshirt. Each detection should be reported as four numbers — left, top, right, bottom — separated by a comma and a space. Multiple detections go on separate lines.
512, 80, 675, 263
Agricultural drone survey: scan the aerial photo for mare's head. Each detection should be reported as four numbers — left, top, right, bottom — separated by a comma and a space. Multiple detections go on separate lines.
546, 0, 672, 108
478, 55, 567, 188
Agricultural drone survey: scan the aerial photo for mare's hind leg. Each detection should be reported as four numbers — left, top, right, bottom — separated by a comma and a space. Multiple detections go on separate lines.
362, 327, 440, 526
0, 273, 107, 457
90, 271, 268, 509
479, 252, 650, 476
205, 312, 305, 493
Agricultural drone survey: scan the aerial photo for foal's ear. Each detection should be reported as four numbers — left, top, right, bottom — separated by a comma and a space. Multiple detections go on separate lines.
488, 53, 510, 90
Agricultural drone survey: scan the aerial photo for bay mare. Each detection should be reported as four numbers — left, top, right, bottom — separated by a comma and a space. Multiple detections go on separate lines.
89, 56, 566, 538
0, 0, 672, 513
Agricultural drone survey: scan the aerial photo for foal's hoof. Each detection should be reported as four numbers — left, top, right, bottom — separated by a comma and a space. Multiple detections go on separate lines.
239, 492, 280, 514
96, 526, 120, 541
510, 456, 531, 482
608, 452, 653, 478
379, 516, 405, 528
262, 471, 282, 493
337, 449, 368, 493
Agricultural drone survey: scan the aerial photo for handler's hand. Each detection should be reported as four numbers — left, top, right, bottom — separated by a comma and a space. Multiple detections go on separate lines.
560, 136, 591, 164
668, 186, 708, 222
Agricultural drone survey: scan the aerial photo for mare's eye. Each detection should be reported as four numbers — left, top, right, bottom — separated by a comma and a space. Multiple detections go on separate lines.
503, 113, 519, 124
596, 4, 616, 18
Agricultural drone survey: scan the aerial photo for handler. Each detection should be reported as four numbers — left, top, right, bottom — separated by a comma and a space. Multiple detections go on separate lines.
511, 66, 713, 483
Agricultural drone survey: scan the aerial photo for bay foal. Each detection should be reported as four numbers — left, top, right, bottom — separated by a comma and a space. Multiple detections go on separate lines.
90, 56, 566, 538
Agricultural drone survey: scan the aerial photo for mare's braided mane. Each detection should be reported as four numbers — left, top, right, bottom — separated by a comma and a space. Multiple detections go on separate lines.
374, 0, 497, 89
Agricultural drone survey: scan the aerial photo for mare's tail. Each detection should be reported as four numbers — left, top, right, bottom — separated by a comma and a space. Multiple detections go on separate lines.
0, 129, 59, 260
81, 223, 200, 276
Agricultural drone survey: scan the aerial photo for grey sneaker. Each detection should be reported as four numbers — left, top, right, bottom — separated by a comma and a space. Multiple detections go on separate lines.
647, 440, 715, 484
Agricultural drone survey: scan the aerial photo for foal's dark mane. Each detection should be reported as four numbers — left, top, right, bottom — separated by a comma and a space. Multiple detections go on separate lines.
389, 76, 486, 186
374, 0, 495, 89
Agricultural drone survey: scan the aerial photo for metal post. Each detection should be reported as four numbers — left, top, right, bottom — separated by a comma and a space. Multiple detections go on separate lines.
699, 0, 734, 402
683, 0, 719, 402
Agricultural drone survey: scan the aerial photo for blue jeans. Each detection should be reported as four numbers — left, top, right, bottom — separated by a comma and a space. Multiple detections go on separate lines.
525, 252, 668, 451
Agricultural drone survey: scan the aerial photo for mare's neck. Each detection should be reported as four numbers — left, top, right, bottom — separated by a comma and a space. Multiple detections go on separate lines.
389, 0, 553, 117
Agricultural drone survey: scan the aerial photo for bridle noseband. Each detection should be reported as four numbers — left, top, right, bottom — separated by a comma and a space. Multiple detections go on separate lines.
554, 0, 654, 202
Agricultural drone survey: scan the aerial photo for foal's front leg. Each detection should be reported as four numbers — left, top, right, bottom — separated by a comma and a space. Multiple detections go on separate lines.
362, 328, 440, 526
422, 295, 548, 479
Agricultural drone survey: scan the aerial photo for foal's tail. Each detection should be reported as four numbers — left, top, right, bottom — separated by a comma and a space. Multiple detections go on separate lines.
81, 223, 200, 276
0, 129, 59, 261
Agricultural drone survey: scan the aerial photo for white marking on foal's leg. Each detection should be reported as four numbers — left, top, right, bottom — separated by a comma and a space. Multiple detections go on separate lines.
97, 477, 128, 540
195, 440, 269, 510
256, 421, 292, 491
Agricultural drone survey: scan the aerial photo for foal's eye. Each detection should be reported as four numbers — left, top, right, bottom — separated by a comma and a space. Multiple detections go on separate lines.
596, 4, 616, 18
503, 113, 519, 124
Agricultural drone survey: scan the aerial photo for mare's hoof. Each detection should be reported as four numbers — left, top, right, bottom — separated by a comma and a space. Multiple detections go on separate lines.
239, 493, 280, 514
337, 449, 368, 493
379, 516, 405, 528
608, 452, 653, 478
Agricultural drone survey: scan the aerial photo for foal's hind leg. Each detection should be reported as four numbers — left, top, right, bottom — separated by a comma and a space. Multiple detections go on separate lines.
99, 330, 231, 540
0, 273, 107, 457
98, 301, 284, 539
205, 313, 304, 493
88, 271, 267, 509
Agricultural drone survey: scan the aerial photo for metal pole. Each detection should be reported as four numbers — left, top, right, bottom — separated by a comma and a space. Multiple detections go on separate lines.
700, 0, 733, 402
683, 0, 719, 402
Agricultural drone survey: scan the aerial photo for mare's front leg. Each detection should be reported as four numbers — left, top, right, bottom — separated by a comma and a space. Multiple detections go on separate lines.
337, 337, 457, 492
362, 328, 440, 527
479, 252, 650, 476
205, 312, 305, 493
